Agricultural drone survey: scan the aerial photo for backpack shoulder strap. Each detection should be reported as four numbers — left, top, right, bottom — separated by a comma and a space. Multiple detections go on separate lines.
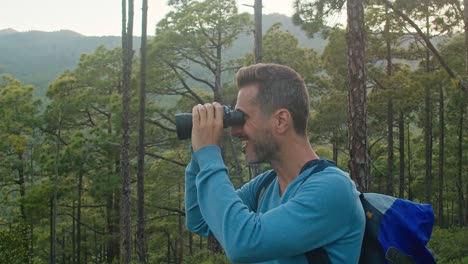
254, 159, 337, 263
254, 171, 276, 212
255, 159, 336, 212
302, 159, 335, 264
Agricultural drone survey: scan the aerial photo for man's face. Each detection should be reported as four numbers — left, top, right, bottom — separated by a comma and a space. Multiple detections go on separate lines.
231, 84, 278, 164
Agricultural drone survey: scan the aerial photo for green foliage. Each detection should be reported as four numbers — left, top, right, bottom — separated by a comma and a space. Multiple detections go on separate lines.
429, 227, 468, 263
185, 249, 230, 264
292, 0, 346, 37
0, 222, 30, 263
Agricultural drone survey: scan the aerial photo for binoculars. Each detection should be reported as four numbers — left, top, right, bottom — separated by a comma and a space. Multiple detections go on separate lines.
175, 106, 245, 140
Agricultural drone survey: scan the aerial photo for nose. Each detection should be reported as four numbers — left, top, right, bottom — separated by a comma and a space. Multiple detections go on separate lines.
231, 125, 243, 138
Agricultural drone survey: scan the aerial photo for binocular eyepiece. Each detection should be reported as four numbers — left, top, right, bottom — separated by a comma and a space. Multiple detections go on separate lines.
175, 105, 245, 140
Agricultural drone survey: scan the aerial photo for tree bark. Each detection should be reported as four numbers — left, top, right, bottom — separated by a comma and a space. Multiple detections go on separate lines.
457, 105, 465, 225
254, 0, 263, 63
51, 126, 61, 264
398, 112, 405, 198
177, 183, 183, 264
121, 0, 134, 262
424, 83, 432, 204
463, 0, 468, 228
438, 85, 444, 226
407, 122, 413, 201
136, 0, 148, 262
347, 0, 369, 191
333, 131, 338, 164
424, 2, 432, 204
77, 169, 83, 263
385, 13, 394, 196
214, 43, 223, 103
387, 99, 394, 196
18, 153, 26, 220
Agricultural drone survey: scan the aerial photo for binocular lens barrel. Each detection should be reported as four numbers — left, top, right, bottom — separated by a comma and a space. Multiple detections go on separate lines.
175, 106, 245, 140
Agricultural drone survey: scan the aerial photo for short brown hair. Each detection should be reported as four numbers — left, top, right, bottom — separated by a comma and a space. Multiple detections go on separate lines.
236, 63, 310, 135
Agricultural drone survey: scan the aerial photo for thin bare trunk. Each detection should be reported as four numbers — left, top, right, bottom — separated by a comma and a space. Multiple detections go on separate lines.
51, 126, 61, 264
121, 0, 134, 262
424, 2, 432, 204
385, 13, 394, 196
214, 43, 223, 103
254, 0, 263, 63
424, 84, 432, 204
438, 86, 444, 226
398, 112, 405, 198
457, 105, 465, 225
387, 99, 394, 196
407, 123, 413, 201
177, 184, 183, 264
333, 131, 338, 164
77, 169, 83, 263
136, 0, 148, 262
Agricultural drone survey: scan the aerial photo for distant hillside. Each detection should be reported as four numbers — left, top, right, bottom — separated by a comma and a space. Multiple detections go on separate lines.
0, 29, 141, 95
0, 14, 326, 96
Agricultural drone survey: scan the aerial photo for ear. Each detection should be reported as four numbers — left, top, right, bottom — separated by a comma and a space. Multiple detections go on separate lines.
272, 109, 291, 134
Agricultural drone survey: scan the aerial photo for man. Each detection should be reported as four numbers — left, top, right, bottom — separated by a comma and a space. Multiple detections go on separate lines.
185, 63, 365, 263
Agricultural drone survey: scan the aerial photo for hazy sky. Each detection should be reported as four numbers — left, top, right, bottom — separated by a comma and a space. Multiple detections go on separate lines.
1, 0, 296, 36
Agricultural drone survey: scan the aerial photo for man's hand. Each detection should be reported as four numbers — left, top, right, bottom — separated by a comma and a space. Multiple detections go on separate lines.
191, 102, 224, 152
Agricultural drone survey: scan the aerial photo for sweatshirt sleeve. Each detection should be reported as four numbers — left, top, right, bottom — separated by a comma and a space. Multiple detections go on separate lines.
193, 145, 357, 263
185, 155, 211, 237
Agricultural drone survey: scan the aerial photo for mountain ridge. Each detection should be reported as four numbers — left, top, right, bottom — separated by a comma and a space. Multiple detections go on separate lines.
0, 14, 326, 96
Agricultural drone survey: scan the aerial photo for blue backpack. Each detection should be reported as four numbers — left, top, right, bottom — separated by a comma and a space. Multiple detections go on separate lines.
255, 159, 436, 264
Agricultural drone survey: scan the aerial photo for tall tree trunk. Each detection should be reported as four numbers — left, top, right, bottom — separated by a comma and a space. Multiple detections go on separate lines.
51, 126, 61, 264
93, 218, 98, 264
385, 14, 394, 196
254, 0, 263, 63
398, 112, 405, 198
136, 0, 148, 262
384, 7, 395, 195
18, 153, 26, 220
189, 233, 193, 255
29, 145, 35, 262
424, 0, 433, 205
177, 183, 183, 264
347, 0, 369, 191
245, 0, 263, 183
50, 198, 54, 264
463, 0, 468, 227
62, 228, 66, 263
84, 228, 88, 263
72, 201, 76, 264
77, 169, 83, 263
465, 0, 468, 81
214, 43, 223, 103
438, 85, 444, 226
424, 84, 432, 204
106, 187, 120, 263
18, 152, 30, 261
214, 4, 223, 105
407, 123, 413, 201
167, 232, 171, 264
121, 0, 134, 262
332, 130, 338, 163
106, 113, 120, 263
387, 95, 394, 196
457, 105, 465, 225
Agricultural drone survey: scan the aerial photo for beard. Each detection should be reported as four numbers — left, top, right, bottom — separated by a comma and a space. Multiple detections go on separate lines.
246, 129, 279, 164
